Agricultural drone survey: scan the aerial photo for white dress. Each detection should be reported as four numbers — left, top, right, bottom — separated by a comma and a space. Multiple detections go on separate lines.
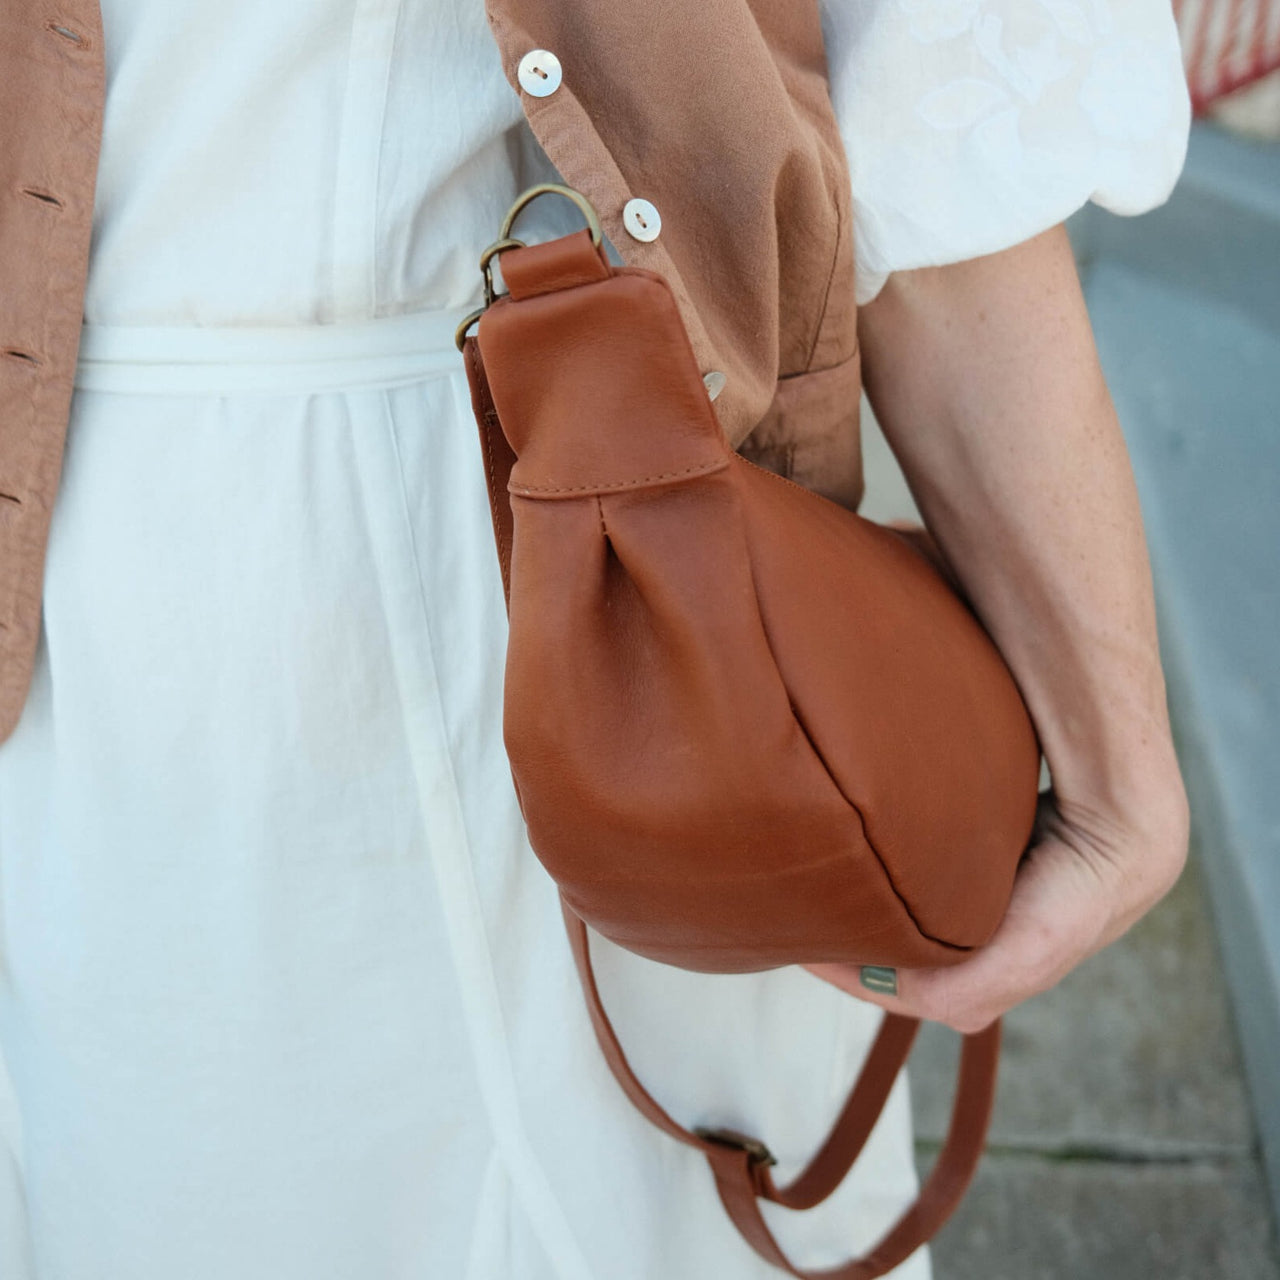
0, 2, 1189, 1278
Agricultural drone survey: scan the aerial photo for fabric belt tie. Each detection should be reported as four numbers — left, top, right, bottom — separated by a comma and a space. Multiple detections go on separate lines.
73, 302, 478, 395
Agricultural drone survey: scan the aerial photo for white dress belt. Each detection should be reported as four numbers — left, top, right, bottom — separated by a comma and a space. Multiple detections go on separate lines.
73, 301, 479, 395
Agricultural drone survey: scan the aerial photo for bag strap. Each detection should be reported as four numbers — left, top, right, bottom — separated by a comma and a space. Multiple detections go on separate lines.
465, 336, 518, 605
462, 332, 1001, 1278
561, 899, 1001, 1279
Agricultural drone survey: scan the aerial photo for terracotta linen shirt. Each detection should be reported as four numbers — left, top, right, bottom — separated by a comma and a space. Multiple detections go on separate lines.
0, 0, 865, 745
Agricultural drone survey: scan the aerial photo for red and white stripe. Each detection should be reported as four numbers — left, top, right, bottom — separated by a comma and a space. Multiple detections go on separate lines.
1175, 0, 1280, 110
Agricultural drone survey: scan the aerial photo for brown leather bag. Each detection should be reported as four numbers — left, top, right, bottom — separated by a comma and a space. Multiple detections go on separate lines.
456, 185, 1043, 1277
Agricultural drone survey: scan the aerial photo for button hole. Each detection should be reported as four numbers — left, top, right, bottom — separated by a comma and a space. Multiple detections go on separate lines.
20, 187, 64, 209
3, 349, 42, 367
46, 21, 89, 47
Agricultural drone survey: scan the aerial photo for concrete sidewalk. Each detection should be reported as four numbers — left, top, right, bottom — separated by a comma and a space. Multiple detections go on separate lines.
860, 405, 1278, 1280
908, 847, 1277, 1279
855, 122, 1280, 1270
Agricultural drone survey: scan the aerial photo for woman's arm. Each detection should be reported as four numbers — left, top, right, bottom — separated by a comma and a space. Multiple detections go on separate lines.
807, 224, 1191, 1033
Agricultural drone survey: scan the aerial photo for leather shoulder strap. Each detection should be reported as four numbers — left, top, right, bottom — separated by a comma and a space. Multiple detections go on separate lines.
463, 334, 518, 605
461, 331, 1001, 1278
562, 898, 1001, 1279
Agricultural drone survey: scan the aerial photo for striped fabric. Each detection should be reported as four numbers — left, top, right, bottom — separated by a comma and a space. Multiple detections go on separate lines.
1175, 0, 1280, 110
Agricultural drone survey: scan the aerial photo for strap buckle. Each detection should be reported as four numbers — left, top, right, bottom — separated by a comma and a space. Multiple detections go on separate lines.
454, 182, 604, 352
694, 1126, 778, 1168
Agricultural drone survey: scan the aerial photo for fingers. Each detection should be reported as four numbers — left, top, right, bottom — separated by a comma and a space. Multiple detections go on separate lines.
803, 786, 1189, 1034
803, 839, 1114, 1033
805, 957, 1017, 1034
802, 960, 953, 1025
804, 959, 1005, 1035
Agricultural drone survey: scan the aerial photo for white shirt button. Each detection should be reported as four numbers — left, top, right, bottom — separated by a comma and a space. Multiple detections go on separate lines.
702, 371, 727, 402
622, 198, 662, 243
518, 49, 562, 97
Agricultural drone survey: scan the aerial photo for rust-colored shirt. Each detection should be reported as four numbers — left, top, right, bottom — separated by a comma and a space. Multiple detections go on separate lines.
0, 0, 862, 743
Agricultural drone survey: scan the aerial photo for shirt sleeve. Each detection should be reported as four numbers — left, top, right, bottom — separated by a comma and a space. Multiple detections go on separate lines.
818, 0, 1193, 303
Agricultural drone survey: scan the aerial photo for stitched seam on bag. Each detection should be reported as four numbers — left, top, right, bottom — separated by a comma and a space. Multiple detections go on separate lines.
743, 548, 969, 954
732, 450, 830, 503
788, 701, 967, 952
469, 339, 512, 595
480, 415, 511, 592
510, 458, 726, 495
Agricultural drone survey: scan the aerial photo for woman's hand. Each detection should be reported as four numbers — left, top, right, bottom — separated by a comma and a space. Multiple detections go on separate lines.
806, 782, 1188, 1033
819, 223, 1192, 1032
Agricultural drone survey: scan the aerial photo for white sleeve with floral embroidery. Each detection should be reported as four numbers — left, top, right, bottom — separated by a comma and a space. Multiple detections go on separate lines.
818, 0, 1192, 302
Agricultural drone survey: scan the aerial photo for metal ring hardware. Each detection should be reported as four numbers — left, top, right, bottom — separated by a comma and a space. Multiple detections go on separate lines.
498, 182, 603, 248
455, 182, 603, 352
693, 1126, 778, 1168
479, 236, 527, 306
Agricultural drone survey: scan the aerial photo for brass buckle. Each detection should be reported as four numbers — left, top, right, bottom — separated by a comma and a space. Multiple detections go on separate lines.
694, 1126, 778, 1168
454, 182, 604, 352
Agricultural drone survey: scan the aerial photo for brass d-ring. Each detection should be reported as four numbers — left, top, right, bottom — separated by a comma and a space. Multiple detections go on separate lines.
454, 306, 486, 353
500, 182, 602, 248
455, 183, 602, 353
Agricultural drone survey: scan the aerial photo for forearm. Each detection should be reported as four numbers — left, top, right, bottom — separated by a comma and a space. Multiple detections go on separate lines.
857, 226, 1188, 848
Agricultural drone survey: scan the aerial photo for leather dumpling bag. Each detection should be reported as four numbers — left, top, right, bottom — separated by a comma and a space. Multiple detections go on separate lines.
455, 183, 1043, 1278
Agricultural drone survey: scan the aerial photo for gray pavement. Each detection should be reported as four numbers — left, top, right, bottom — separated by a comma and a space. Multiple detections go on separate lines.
1070, 125, 1280, 1231
862, 398, 1279, 1277
908, 847, 1277, 1279
857, 124, 1280, 1266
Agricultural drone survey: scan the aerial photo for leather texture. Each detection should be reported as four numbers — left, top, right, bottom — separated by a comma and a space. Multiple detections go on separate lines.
461, 223, 1043, 1275
472, 228, 1042, 973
